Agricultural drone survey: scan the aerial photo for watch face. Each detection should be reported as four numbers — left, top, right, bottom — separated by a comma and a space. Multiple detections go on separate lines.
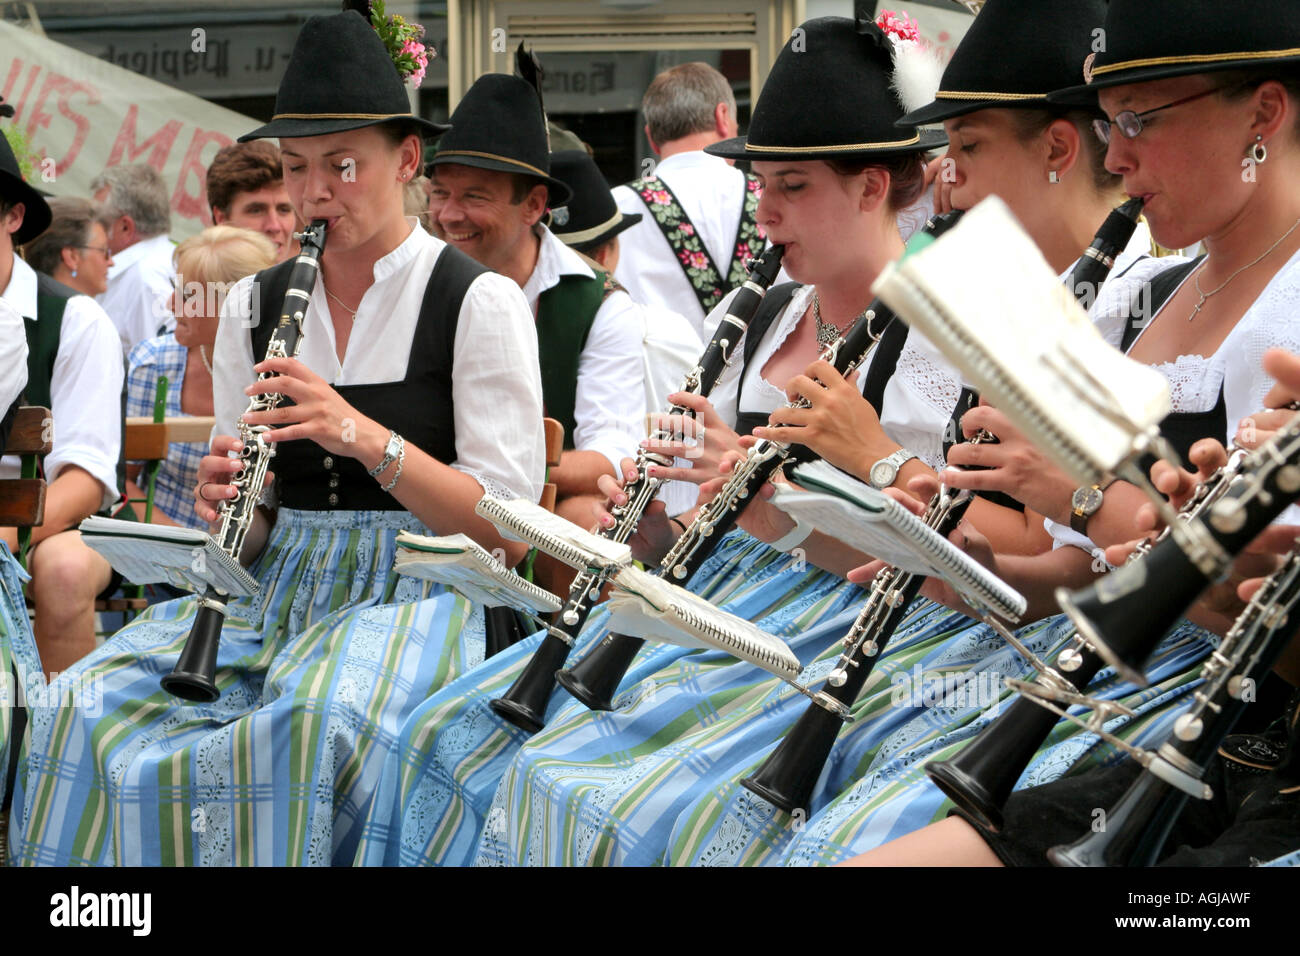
870, 461, 895, 488
1072, 486, 1103, 514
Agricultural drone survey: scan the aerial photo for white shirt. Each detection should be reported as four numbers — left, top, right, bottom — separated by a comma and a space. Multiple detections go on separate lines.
1, 255, 123, 509
521, 226, 646, 477
1048, 247, 1300, 554
702, 284, 958, 470
634, 300, 704, 517
97, 233, 177, 358
214, 220, 545, 505
613, 151, 752, 337
0, 297, 26, 414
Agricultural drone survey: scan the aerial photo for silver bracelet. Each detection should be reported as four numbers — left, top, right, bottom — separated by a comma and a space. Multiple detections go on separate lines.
381, 436, 406, 493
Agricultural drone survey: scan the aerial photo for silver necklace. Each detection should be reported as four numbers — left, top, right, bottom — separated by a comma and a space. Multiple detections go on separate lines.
1189, 217, 1300, 321
322, 282, 360, 321
198, 344, 213, 375
812, 292, 865, 348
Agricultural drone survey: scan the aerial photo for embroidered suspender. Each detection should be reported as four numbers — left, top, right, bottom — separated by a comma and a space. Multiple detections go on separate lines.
628, 172, 764, 315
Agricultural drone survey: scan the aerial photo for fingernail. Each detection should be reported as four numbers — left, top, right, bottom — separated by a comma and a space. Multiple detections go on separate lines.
639, 440, 649, 448
617, 494, 627, 504
647, 467, 657, 476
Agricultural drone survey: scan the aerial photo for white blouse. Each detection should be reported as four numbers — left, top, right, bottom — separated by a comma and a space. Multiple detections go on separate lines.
213, 219, 546, 505
1049, 247, 1300, 553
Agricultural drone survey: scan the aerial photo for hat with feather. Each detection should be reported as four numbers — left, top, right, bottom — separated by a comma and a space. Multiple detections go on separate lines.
239, 2, 448, 142
706, 7, 947, 162
427, 44, 574, 205
900, 0, 1109, 126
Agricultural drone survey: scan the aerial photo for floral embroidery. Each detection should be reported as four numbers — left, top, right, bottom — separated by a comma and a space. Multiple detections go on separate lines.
631, 173, 766, 314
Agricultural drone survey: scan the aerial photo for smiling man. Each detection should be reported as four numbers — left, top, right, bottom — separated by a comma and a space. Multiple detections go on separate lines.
206, 141, 298, 263
426, 71, 646, 598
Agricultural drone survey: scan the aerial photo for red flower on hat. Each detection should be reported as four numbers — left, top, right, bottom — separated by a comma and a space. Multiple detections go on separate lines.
876, 10, 921, 44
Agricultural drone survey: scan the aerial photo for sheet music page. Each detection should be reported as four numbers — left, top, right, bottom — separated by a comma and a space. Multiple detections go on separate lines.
608, 567, 802, 679
393, 532, 562, 613
474, 497, 633, 568
776, 462, 1026, 620
871, 196, 1171, 483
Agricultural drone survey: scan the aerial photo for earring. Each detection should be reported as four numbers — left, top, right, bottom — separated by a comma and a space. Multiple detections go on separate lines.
70, 268, 77, 277
1048, 170, 1060, 184
1251, 134, 1268, 165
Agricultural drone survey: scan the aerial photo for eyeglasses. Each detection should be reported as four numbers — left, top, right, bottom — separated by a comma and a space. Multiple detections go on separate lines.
1091, 86, 1229, 145
75, 244, 112, 258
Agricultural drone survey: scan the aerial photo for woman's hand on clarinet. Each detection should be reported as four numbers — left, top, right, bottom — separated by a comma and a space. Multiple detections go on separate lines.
594, 458, 678, 565
697, 437, 799, 544
636, 392, 743, 486
194, 435, 273, 525
755, 361, 890, 475
940, 400, 1075, 521
241, 357, 386, 460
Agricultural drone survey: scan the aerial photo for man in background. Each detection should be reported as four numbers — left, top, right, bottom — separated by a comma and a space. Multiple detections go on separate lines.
206, 141, 298, 263
613, 63, 763, 337
92, 163, 175, 357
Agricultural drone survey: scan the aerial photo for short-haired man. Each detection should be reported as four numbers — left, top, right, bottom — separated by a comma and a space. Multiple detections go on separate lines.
613, 62, 764, 337
427, 73, 646, 598
206, 141, 298, 262
2, 130, 123, 676
91, 163, 176, 356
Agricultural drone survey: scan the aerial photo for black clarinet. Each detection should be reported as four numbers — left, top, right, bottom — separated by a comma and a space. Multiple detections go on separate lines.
161, 221, 327, 702
741, 487, 974, 814
488, 244, 787, 733
555, 211, 966, 712
922, 196, 1151, 827
1050, 541, 1300, 866
930, 417, 1300, 830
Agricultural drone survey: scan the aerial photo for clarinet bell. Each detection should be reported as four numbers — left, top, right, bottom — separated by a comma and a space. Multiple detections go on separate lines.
160, 605, 224, 703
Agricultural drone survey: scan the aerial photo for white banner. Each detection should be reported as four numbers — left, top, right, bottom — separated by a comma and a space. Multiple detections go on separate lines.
1, 20, 262, 239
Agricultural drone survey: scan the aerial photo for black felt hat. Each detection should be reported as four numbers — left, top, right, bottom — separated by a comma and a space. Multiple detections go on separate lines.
428, 73, 573, 205
238, 10, 448, 142
0, 102, 51, 246
900, 0, 1109, 126
706, 17, 946, 162
546, 150, 641, 252
1050, 0, 1300, 106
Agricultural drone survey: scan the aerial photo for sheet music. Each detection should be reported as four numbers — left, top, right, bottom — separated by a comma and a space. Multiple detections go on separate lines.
607, 566, 802, 680
79, 516, 259, 597
871, 196, 1172, 485
776, 461, 1026, 620
474, 497, 633, 571
393, 531, 562, 613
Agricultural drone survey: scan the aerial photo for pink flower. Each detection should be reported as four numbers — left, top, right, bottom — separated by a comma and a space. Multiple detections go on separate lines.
680, 223, 695, 235
651, 190, 672, 205
747, 179, 762, 193
678, 251, 692, 264
876, 10, 920, 43
736, 243, 750, 259
689, 252, 709, 269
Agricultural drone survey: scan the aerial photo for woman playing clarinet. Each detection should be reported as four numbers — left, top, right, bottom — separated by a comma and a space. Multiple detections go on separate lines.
7, 5, 545, 866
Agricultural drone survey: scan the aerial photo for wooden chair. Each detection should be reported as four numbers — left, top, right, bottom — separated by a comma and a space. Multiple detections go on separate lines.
520, 418, 566, 584
94, 376, 215, 617
0, 406, 53, 569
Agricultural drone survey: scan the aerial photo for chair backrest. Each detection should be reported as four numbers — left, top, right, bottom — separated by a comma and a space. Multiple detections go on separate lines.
539, 416, 565, 513
0, 406, 53, 566
124, 415, 217, 461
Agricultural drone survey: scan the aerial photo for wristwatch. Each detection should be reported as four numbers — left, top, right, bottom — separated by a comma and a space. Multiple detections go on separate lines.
1069, 478, 1116, 534
368, 429, 404, 478
869, 449, 918, 489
